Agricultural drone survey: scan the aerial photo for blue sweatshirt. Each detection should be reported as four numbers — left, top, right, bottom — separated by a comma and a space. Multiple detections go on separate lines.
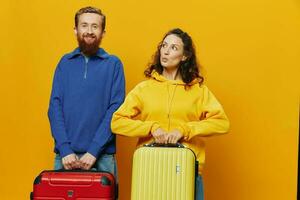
48, 48, 125, 158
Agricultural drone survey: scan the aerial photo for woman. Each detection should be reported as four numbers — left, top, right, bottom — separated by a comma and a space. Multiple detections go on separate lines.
111, 28, 230, 200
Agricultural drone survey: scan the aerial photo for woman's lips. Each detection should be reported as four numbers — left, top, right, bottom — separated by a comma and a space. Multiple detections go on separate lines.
161, 57, 168, 62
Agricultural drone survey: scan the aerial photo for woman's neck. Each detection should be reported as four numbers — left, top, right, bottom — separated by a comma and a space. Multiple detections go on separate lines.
162, 67, 181, 80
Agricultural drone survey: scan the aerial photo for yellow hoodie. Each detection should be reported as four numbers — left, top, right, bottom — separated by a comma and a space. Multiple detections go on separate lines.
111, 71, 230, 174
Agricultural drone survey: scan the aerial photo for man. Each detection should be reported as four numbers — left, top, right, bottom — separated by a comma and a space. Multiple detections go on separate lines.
48, 6, 125, 178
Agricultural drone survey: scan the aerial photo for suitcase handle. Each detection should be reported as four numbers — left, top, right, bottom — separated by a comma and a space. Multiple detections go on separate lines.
54, 168, 98, 172
144, 142, 185, 148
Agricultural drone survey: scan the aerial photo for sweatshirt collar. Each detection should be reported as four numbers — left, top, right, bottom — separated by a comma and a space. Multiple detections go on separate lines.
66, 47, 109, 59
150, 70, 200, 86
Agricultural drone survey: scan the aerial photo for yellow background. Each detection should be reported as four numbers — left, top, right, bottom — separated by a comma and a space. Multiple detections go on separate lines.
0, 0, 299, 199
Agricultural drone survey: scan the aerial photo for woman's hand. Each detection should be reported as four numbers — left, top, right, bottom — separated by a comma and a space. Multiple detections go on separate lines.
151, 128, 168, 144
167, 129, 183, 144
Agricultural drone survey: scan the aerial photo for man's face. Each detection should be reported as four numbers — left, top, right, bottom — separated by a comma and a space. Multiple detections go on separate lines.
74, 13, 105, 56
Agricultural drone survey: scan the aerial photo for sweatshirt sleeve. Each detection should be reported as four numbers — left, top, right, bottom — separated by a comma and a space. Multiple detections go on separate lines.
111, 83, 160, 137
48, 63, 74, 157
179, 85, 230, 140
87, 59, 125, 158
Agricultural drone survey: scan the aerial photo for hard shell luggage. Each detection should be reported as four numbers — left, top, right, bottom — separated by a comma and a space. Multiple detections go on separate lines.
131, 143, 197, 200
31, 170, 116, 200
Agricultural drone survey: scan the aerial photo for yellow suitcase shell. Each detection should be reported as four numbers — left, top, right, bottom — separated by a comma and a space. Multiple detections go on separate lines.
131, 144, 196, 200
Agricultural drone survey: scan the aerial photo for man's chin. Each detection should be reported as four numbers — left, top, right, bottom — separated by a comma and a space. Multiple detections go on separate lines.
77, 37, 101, 56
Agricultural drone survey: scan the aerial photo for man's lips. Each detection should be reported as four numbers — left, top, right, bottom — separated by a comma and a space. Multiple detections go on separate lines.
84, 36, 96, 42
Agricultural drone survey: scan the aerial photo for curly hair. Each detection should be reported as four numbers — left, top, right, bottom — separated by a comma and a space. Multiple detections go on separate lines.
144, 28, 204, 87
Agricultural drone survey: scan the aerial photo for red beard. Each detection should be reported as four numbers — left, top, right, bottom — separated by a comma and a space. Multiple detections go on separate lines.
77, 33, 101, 56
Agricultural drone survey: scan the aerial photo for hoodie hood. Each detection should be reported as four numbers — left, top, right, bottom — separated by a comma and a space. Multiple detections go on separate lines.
150, 70, 201, 86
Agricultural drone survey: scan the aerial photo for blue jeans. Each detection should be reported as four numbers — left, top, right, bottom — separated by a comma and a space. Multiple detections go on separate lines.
54, 153, 118, 183
196, 175, 204, 200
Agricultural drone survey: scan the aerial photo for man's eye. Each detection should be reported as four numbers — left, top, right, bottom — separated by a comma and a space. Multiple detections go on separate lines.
92, 25, 98, 29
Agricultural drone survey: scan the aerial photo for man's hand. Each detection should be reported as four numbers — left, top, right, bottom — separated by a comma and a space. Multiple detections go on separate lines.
79, 153, 97, 170
151, 128, 168, 144
167, 129, 183, 144
62, 153, 80, 170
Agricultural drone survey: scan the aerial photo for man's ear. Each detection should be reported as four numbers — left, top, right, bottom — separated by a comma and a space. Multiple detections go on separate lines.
101, 30, 106, 38
74, 27, 77, 36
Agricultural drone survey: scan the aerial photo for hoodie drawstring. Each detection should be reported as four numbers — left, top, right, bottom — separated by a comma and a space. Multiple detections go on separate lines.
167, 83, 177, 131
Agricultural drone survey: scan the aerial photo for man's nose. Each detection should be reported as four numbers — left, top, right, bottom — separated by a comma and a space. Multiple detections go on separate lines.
87, 26, 93, 34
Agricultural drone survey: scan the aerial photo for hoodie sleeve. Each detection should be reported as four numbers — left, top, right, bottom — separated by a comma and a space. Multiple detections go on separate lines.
48, 63, 74, 157
111, 83, 160, 137
179, 85, 230, 140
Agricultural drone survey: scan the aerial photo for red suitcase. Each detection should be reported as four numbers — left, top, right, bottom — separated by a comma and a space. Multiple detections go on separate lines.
31, 170, 116, 200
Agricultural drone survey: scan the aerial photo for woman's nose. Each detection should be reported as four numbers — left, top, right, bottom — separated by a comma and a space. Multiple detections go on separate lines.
164, 48, 170, 55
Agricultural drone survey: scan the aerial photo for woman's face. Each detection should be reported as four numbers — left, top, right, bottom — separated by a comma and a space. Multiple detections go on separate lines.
160, 34, 186, 70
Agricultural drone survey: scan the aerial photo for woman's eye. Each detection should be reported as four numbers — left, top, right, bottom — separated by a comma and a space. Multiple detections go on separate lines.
172, 46, 178, 50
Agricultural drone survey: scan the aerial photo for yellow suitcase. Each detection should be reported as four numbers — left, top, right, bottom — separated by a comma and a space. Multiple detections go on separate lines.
131, 143, 197, 200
